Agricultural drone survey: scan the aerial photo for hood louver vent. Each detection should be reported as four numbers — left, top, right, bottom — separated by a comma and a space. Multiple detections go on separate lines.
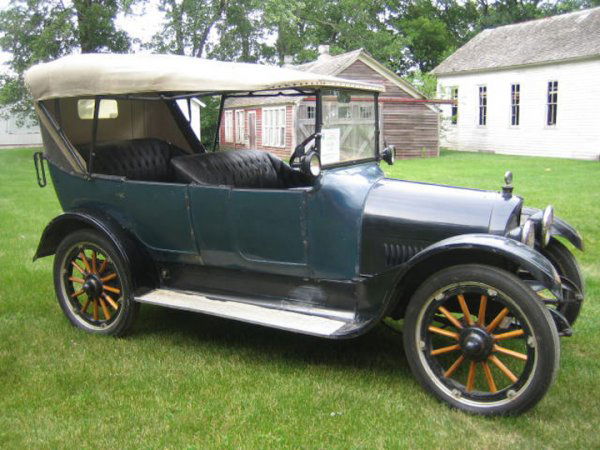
384, 242, 424, 267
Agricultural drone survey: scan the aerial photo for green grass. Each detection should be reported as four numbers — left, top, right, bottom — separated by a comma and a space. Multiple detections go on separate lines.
1, 148, 599, 448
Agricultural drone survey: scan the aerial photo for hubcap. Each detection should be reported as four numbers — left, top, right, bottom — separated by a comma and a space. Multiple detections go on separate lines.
82, 275, 103, 298
459, 327, 494, 361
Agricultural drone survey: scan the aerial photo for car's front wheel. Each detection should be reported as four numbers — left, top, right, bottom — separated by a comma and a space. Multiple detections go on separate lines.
53, 229, 139, 336
403, 264, 559, 416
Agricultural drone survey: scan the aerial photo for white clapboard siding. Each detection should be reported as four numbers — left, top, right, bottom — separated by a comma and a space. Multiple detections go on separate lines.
0, 108, 42, 148
437, 58, 600, 160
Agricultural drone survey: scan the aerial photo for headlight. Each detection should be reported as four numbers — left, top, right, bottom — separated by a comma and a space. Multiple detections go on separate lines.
521, 219, 535, 248
541, 205, 554, 246
308, 152, 321, 177
301, 151, 321, 178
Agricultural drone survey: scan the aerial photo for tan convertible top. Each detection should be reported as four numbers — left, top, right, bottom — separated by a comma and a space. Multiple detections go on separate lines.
25, 53, 385, 101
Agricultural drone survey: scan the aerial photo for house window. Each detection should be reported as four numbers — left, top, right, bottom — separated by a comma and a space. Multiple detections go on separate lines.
547, 81, 558, 126
224, 110, 233, 143
478, 86, 487, 126
450, 87, 458, 125
306, 105, 315, 119
235, 110, 245, 144
338, 105, 351, 119
511, 83, 520, 126
77, 99, 119, 120
263, 107, 286, 147
359, 105, 373, 119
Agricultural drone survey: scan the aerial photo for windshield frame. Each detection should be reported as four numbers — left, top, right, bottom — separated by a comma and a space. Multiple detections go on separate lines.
315, 88, 380, 169
209, 87, 380, 167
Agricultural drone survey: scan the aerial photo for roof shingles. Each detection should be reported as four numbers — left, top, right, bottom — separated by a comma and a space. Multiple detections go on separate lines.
432, 7, 600, 75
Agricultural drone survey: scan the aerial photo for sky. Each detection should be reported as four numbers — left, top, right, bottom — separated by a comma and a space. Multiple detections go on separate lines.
116, 1, 165, 49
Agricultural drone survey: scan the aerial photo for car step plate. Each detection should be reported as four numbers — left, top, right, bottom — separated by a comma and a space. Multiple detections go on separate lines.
136, 289, 348, 337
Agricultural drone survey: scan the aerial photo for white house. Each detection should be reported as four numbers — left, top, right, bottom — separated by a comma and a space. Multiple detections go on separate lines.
432, 7, 600, 160
176, 98, 204, 140
0, 108, 42, 148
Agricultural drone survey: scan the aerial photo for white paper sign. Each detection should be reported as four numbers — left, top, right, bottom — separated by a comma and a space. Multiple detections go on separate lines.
320, 128, 340, 164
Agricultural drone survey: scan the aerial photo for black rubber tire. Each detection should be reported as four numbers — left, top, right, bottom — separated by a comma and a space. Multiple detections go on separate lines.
53, 229, 139, 336
541, 238, 584, 324
403, 264, 560, 416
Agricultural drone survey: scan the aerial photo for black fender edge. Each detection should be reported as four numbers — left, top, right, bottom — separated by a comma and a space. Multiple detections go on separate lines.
522, 206, 584, 251
34, 210, 157, 291
384, 233, 562, 319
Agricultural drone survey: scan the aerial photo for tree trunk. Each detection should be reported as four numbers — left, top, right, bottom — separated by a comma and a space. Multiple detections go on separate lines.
195, 0, 227, 58
73, 0, 95, 53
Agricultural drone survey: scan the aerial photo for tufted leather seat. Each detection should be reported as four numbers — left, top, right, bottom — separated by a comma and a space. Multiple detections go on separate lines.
171, 150, 309, 189
77, 138, 185, 181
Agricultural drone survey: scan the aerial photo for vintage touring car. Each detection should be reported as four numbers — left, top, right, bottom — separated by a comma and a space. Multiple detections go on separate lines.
25, 54, 585, 415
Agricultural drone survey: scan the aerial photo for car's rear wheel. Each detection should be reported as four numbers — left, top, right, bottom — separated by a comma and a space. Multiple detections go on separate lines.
541, 238, 584, 325
403, 264, 559, 416
53, 229, 139, 336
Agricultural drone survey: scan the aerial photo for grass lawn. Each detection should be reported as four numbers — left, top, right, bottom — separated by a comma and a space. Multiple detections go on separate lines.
1, 148, 599, 448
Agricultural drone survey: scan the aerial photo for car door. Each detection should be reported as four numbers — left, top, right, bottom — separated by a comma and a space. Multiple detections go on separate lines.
188, 185, 309, 277
230, 187, 308, 276
124, 179, 197, 260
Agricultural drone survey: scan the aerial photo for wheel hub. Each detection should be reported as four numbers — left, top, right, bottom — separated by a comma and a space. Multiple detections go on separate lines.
459, 327, 494, 361
82, 275, 103, 298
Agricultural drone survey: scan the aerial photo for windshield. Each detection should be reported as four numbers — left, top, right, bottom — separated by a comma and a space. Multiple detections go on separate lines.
320, 89, 377, 165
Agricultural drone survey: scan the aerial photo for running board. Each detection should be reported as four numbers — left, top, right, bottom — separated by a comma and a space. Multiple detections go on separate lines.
136, 289, 350, 337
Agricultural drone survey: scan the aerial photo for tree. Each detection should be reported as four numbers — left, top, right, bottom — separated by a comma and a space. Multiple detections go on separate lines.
259, 0, 409, 72
209, 0, 265, 62
73, 0, 130, 53
148, 0, 227, 57
474, 0, 598, 30
0, 0, 131, 121
385, 0, 479, 73
401, 16, 454, 72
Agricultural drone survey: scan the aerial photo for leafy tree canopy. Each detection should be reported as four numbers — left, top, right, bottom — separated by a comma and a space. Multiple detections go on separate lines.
0, 0, 131, 120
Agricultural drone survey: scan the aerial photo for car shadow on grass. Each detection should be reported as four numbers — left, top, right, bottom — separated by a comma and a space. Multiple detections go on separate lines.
132, 304, 411, 378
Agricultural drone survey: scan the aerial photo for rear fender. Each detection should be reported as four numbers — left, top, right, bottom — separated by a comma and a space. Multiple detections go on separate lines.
34, 210, 156, 291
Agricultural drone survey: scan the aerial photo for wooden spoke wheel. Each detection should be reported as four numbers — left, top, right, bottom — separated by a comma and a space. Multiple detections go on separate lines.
403, 264, 559, 416
53, 229, 138, 336
64, 244, 122, 325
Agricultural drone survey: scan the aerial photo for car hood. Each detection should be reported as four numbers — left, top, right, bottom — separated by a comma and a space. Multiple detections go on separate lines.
360, 177, 523, 274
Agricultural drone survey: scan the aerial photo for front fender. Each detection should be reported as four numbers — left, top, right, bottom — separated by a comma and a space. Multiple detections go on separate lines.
522, 207, 584, 251
34, 209, 156, 291
405, 234, 562, 295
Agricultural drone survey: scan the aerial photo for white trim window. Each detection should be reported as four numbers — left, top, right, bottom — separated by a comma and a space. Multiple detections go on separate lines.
547, 81, 558, 126
306, 105, 315, 119
478, 86, 487, 126
450, 87, 458, 125
235, 109, 245, 144
224, 110, 234, 143
511, 83, 520, 126
262, 106, 286, 147
338, 105, 351, 119
359, 105, 373, 119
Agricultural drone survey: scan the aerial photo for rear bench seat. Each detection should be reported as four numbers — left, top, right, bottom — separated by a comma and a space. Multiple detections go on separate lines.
77, 138, 185, 181
171, 150, 309, 189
